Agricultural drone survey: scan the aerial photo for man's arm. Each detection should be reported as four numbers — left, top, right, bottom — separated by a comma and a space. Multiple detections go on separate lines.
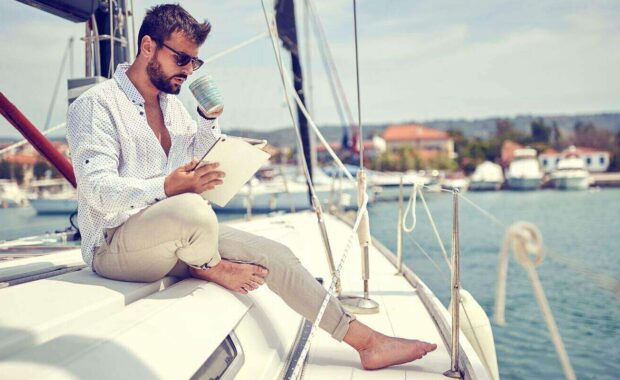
175, 100, 222, 160
66, 96, 167, 214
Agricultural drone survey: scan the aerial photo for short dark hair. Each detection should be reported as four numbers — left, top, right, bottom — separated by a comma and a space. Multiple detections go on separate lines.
137, 4, 211, 55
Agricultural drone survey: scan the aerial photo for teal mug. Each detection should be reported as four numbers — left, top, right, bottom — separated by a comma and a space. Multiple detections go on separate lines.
189, 75, 223, 114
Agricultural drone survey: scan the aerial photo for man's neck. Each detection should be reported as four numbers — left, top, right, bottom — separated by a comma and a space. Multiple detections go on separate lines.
125, 63, 160, 104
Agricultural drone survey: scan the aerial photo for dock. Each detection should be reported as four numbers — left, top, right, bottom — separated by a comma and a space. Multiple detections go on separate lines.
592, 172, 620, 187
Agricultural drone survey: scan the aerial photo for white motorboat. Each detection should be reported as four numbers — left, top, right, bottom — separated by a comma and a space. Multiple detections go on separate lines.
551, 147, 592, 190
506, 148, 543, 190
214, 166, 357, 214
27, 178, 77, 215
0, 180, 28, 207
469, 161, 504, 191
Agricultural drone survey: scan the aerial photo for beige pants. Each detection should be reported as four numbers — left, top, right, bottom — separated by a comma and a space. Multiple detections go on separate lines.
93, 193, 354, 341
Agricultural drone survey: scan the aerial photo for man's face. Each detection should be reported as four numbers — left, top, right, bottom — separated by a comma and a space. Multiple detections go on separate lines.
146, 31, 200, 95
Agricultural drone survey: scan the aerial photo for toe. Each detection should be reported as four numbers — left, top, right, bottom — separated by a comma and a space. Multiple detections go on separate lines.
252, 275, 265, 285
250, 279, 263, 288
254, 266, 269, 278
236, 287, 248, 294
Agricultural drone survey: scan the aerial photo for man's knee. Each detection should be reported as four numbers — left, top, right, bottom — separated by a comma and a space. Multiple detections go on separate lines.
261, 239, 301, 269
163, 194, 217, 229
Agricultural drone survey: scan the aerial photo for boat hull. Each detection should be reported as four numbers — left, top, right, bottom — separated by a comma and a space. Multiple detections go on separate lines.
507, 177, 540, 190
469, 181, 502, 191
30, 199, 78, 215
553, 176, 589, 190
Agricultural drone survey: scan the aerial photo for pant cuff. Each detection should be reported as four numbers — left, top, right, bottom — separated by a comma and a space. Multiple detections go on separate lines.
331, 310, 356, 341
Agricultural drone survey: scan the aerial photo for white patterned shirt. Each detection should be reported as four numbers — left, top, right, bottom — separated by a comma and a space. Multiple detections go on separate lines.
66, 63, 221, 267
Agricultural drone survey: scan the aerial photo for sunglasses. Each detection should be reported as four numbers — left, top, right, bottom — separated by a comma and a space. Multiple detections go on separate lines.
161, 42, 204, 71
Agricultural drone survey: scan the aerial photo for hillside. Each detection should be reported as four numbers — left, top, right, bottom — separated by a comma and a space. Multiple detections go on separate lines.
226, 112, 620, 147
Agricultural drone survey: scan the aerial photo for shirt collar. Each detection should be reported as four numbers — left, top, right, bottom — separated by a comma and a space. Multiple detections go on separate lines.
114, 63, 172, 107
114, 63, 146, 106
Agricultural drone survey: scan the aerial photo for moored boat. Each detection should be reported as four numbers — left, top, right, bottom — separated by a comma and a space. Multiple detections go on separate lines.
469, 161, 504, 191
551, 147, 591, 190
506, 148, 543, 190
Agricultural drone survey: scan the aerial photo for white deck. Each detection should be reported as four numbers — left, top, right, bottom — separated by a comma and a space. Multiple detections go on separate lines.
227, 212, 487, 380
0, 211, 488, 379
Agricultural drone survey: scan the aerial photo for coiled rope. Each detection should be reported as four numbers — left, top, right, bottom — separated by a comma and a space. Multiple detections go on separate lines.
495, 222, 576, 380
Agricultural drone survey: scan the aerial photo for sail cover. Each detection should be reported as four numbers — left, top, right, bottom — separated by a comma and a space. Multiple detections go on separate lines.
16, 0, 98, 22
274, 0, 299, 56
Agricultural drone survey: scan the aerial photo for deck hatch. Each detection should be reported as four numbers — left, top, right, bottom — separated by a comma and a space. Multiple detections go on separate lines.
190, 333, 244, 380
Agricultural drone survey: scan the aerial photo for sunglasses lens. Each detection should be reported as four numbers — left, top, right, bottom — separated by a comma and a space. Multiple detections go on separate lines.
177, 54, 192, 67
193, 59, 204, 71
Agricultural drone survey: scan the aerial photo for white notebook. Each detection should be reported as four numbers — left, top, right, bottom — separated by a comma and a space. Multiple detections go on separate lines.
197, 135, 271, 206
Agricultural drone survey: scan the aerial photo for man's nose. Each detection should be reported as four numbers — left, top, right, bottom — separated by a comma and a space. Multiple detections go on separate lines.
183, 64, 194, 76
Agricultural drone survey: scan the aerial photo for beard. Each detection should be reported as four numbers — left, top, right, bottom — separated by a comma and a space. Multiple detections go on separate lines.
146, 55, 186, 95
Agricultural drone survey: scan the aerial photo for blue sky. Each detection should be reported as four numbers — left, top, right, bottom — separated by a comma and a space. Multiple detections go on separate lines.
1, 0, 619, 138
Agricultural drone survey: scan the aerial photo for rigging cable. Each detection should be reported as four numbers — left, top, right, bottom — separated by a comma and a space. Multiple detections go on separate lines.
260, 2, 371, 378
352, 0, 363, 167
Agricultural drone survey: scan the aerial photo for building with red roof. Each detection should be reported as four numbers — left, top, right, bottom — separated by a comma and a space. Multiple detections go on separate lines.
381, 123, 455, 158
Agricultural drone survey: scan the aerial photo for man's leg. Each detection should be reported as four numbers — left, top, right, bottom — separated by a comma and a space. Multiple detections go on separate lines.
191, 224, 437, 369
93, 194, 221, 282
218, 224, 355, 341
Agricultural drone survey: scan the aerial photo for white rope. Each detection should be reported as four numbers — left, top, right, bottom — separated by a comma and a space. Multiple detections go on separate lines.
494, 222, 576, 380
0, 123, 66, 156
416, 187, 452, 269
261, 2, 324, 206
203, 32, 269, 64
402, 182, 418, 233
279, 66, 355, 183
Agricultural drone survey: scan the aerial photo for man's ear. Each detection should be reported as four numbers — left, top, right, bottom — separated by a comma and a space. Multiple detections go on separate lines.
140, 35, 156, 58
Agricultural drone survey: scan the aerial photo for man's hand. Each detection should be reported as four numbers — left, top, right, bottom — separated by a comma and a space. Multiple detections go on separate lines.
198, 104, 224, 119
164, 160, 225, 197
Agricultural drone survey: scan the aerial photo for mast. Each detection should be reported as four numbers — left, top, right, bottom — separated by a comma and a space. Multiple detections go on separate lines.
275, 0, 313, 198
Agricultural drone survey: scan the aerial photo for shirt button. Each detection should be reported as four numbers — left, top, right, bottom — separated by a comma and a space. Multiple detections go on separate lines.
130, 205, 134, 208
140, 111, 144, 116
155, 198, 160, 202
85, 159, 89, 164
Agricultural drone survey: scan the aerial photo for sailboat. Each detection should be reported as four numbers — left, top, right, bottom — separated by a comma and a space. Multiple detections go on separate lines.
1, 1, 583, 380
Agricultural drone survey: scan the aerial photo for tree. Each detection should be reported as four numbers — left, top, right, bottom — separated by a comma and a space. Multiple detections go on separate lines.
573, 122, 613, 149
530, 118, 552, 144
0, 160, 11, 179
495, 119, 528, 144
608, 131, 620, 172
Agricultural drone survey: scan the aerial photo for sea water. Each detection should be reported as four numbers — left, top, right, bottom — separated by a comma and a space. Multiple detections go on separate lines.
1, 189, 619, 379
369, 188, 620, 380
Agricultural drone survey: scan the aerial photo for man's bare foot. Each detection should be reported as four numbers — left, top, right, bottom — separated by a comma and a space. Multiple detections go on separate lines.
358, 333, 437, 370
344, 320, 437, 370
190, 260, 268, 294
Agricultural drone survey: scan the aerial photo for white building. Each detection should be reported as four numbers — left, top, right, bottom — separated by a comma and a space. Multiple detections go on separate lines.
539, 146, 610, 173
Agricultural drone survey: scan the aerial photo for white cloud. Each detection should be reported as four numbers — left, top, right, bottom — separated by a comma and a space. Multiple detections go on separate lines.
1, 1, 619, 138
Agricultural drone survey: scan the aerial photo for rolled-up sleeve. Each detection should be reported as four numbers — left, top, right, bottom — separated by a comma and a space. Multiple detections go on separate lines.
193, 116, 221, 159
66, 96, 167, 214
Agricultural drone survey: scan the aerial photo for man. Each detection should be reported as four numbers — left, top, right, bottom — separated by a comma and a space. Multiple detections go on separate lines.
66, 4, 436, 371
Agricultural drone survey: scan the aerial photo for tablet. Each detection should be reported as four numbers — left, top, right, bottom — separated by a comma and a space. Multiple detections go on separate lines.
196, 135, 271, 207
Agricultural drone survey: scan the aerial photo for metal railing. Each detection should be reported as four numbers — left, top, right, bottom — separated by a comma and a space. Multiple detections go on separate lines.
395, 177, 462, 378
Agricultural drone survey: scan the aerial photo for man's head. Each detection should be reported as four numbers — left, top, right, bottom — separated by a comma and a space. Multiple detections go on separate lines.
136, 4, 211, 94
